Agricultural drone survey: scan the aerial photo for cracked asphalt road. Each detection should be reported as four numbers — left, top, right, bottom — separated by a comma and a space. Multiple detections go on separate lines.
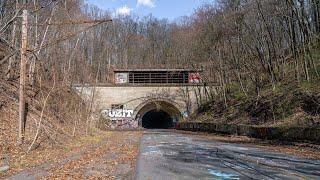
135, 130, 320, 180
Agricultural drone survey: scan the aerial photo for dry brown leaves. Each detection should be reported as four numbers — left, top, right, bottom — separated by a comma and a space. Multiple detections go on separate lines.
1, 130, 143, 179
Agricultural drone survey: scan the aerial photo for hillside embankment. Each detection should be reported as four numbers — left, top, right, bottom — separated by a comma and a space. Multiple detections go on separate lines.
0, 77, 88, 176
194, 81, 320, 127
182, 79, 320, 143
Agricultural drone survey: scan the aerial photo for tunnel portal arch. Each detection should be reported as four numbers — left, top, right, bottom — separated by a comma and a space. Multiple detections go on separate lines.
134, 98, 183, 129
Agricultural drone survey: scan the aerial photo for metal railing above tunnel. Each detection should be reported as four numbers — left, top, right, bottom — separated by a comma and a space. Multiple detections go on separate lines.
114, 69, 202, 86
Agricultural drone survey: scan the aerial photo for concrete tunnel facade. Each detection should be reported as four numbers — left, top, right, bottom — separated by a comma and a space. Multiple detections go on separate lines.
74, 85, 207, 129
73, 68, 207, 129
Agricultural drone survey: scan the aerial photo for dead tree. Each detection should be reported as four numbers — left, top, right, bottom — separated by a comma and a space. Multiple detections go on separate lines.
18, 9, 28, 145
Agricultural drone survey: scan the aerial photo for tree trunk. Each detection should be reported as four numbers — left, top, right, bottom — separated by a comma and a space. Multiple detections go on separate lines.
18, 10, 28, 145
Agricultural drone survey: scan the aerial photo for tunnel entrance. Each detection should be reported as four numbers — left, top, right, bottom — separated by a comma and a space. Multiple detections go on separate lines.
142, 110, 173, 129
135, 100, 182, 129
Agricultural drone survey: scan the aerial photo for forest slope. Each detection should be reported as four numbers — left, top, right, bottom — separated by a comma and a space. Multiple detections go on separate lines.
0, 76, 91, 175
194, 76, 320, 127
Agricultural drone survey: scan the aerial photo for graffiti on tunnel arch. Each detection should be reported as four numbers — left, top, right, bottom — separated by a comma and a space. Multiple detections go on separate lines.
101, 109, 138, 129
99, 98, 186, 129
101, 109, 134, 118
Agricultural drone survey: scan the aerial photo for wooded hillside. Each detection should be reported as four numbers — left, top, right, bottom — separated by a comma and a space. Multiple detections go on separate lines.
1, 0, 320, 85
0, 0, 320, 159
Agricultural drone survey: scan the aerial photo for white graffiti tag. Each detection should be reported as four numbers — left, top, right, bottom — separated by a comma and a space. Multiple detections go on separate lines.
101, 109, 134, 118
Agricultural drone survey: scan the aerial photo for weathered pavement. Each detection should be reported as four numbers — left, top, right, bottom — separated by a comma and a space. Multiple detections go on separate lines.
135, 130, 320, 180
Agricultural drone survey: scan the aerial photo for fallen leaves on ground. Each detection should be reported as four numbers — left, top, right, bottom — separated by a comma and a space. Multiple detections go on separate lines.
1, 130, 143, 179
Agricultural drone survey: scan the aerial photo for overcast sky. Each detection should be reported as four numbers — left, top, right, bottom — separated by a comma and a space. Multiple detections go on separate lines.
86, 0, 209, 21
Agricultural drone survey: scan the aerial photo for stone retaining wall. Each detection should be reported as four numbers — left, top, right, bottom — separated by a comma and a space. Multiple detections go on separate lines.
176, 122, 320, 144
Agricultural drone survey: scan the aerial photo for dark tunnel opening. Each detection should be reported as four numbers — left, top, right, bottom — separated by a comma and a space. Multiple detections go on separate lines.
142, 110, 174, 129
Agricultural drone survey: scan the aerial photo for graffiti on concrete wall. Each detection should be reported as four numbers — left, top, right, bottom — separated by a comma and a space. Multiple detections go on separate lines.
101, 109, 134, 118
101, 109, 138, 129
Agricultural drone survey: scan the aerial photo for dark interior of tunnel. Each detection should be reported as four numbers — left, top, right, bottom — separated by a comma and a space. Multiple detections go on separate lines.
142, 110, 174, 129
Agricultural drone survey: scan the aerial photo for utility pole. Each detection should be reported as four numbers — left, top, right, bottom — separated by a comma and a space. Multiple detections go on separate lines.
18, 9, 28, 145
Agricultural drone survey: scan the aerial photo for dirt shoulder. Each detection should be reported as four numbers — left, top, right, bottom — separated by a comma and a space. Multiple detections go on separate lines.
173, 130, 320, 159
1, 130, 143, 179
